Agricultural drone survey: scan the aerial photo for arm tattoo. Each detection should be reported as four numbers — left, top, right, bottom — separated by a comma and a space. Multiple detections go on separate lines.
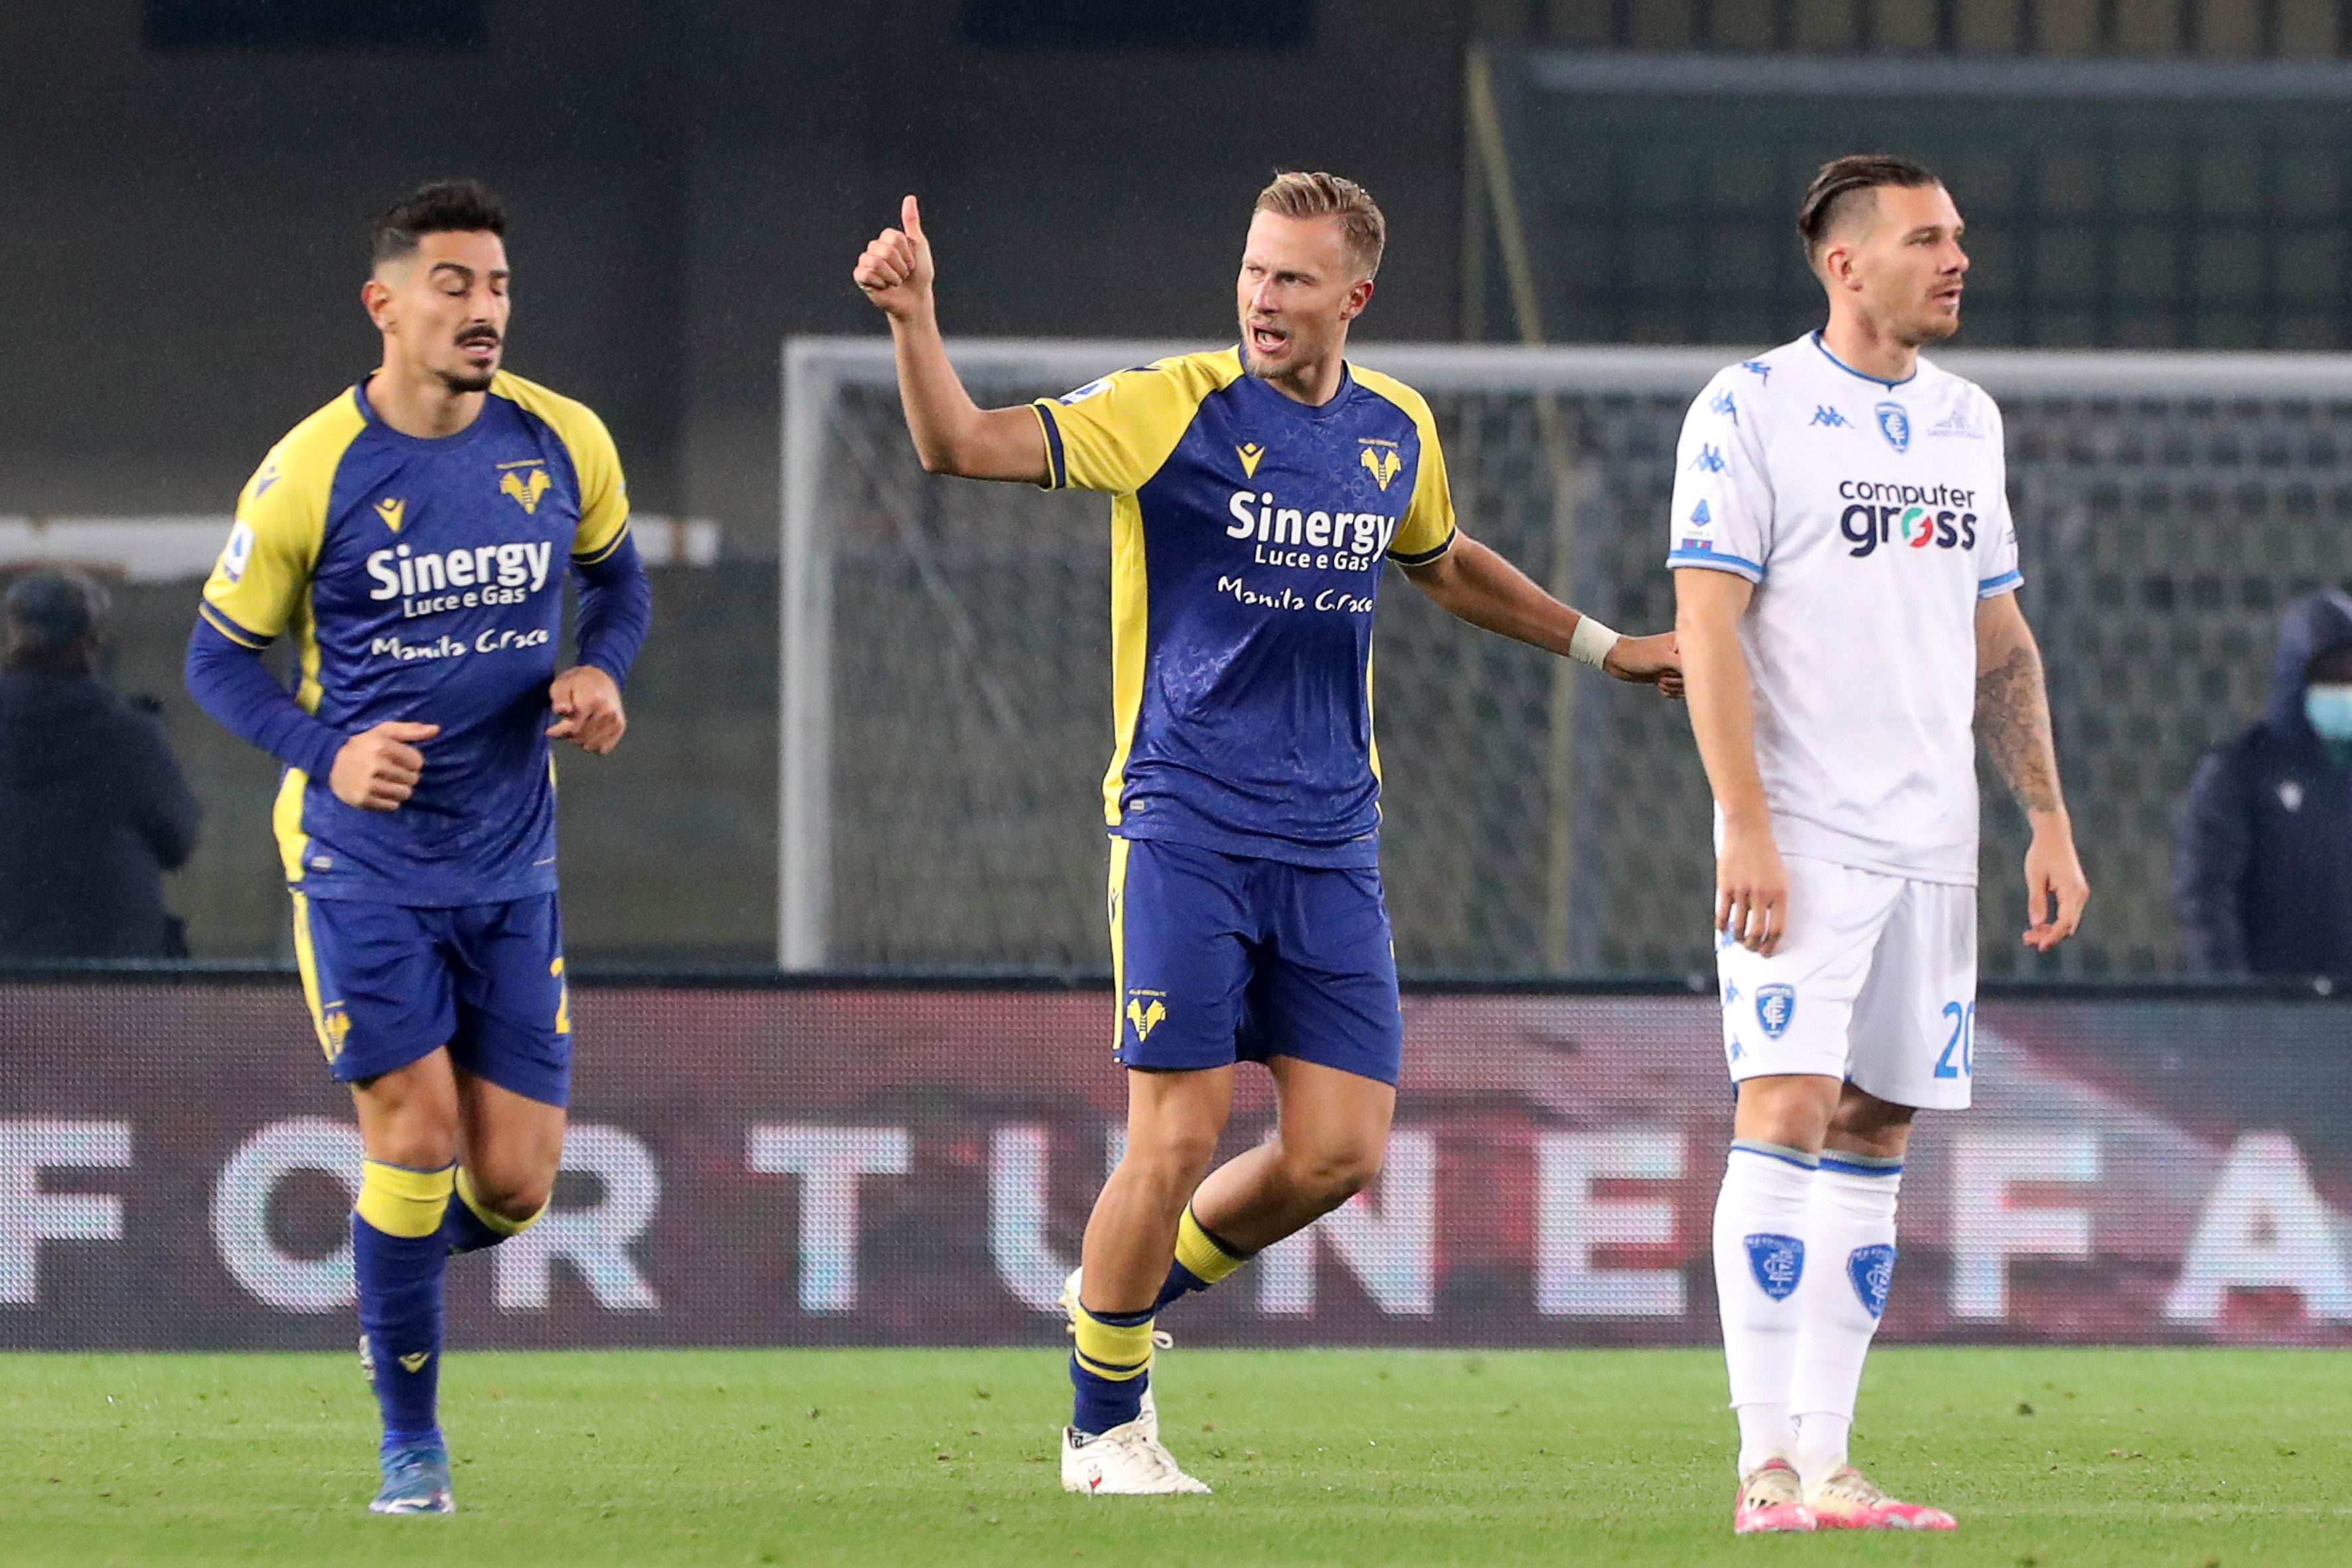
1976, 640, 2065, 815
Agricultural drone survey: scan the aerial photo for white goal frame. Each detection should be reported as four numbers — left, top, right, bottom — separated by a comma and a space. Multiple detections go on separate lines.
779, 335, 2352, 970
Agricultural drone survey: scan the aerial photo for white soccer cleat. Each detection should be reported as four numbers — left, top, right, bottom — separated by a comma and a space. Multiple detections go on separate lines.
1060, 1419, 1212, 1496
1804, 1464, 1956, 1531
1731, 1458, 1816, 1534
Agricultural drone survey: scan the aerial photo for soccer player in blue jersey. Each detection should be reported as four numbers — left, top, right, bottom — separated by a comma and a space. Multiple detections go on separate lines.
185, 180, 651, 1515
855, 171, 1682, 1494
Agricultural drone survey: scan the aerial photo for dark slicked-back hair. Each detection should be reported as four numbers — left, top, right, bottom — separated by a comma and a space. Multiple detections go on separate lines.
369, 179, 507, 267
1797, 155, 1940, 260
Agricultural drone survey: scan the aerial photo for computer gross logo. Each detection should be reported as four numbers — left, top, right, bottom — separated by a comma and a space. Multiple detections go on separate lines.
1836, 480, 1978, 559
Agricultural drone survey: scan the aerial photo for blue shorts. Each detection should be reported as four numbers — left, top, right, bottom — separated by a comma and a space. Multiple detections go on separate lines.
1109, 837, 1403, 1085
291, 891, 573, 1107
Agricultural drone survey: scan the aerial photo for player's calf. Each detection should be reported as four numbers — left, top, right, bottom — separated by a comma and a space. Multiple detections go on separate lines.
353, 1158, 455, 1500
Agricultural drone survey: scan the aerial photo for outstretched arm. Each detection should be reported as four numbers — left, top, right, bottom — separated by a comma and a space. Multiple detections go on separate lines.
1975, 590, 2089, 951
852, 195, 1048, 483
1674, 566, 1784, 953
1401, 535, 1682, 692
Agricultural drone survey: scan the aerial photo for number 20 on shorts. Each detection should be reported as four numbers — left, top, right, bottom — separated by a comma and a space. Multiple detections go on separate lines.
1936, 1000, 1976, 1079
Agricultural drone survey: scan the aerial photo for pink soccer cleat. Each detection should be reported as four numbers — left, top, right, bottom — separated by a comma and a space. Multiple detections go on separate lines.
1732, 1458, 1816, 1533
1804, 1464, 1957, 1530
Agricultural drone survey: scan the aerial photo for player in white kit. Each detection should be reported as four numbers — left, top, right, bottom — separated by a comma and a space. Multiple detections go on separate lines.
1670, 155, 2089, 1534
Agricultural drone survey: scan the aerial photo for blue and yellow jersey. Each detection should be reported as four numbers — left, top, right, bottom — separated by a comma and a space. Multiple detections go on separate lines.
199, 370, 630, 905
1033, 349, 1457, 868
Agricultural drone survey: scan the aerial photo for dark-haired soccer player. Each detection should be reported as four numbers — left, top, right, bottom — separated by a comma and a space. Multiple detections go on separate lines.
855, 173, 1682, 1494
1672, 155, 2086, 1533
185, 179, 651, 1515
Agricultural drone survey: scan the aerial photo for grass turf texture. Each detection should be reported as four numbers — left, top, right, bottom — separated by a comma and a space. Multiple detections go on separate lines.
3, 1348, 2346, 1567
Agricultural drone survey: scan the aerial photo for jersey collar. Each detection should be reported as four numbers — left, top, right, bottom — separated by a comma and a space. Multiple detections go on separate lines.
1228, 350, 1358, 421
1809, 331, 1918, 390
352, 372, 500, 448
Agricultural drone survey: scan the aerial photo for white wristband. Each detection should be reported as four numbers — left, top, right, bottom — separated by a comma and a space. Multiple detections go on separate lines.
1567, 615, 1621, 670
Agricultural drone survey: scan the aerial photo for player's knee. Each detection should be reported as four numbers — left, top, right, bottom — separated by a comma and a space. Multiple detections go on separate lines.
358, 1116, 457, 1174
1284, 1140, 1383, 1210
1121, 1123, 1221, 1192
465, 1169, 554, 1225
1828, 1091, 1914, 1159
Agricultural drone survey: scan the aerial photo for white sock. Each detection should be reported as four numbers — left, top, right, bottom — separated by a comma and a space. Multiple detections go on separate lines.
1787, 1154, 1903, 1489
1713, 1140, 1817, 1475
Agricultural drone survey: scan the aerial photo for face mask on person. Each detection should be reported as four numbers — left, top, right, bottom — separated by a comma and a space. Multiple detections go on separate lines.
2306, 683, 2352, 742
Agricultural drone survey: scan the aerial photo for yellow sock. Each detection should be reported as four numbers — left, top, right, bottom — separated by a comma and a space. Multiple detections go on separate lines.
1070, 1301, 1156, 1383
355, 1160, 454, 1239
1175, 1206, 1248, 1285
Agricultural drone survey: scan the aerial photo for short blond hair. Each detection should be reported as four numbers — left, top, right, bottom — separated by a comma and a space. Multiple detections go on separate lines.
1254, 171, 1385, 280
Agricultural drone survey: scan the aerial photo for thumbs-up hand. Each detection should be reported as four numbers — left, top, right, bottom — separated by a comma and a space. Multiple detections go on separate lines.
852, 194, 937, 321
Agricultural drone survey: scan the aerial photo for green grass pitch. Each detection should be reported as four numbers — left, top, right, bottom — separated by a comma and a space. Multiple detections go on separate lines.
3, 1347, 2346, 1566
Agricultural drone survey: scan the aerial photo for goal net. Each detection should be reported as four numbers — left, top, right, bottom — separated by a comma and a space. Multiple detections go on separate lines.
783, 338, 2352, 979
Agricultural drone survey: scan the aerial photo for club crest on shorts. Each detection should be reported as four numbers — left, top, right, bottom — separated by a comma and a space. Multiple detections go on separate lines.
1754, 983, 1796, 1041
1125, 990, 1167, 1042
1744, 1233, 1804, 1300
1848, 1243, 1897, 1320
1875, 400, 1912, 453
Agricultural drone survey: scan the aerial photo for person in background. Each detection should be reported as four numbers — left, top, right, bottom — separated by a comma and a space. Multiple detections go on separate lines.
2177, 589, 2352, 977
0, 568, 200, 959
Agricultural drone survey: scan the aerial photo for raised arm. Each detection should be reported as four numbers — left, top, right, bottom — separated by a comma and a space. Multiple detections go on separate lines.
1674, 566, 1784, 953
852, 195, 1049, 483
1974, 589, 2088, 950
1401, 536, 1680, 690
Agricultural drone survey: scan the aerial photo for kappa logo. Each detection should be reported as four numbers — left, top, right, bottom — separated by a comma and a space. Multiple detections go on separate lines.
1810, 405, 1851, 429
1237, 441, 1267, 479
1125, 991, 1168, 1041
398, 1351, 431, 1374
499, 461, 554, 514
1875, 401, 1913, 453
1687, 445, 1727, 473
1709, 388, 1738, 422
1755, 983, 1796, 1041
374, 497, 406, 533
1848, 1243, 1897, 1320
1739, 358, 1772, 382
1358, 439, 1403, 490
1744, 1233, 1804, 1301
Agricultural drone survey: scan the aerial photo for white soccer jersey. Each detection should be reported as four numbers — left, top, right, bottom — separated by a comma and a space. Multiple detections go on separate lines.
1666, 332, 2021, 885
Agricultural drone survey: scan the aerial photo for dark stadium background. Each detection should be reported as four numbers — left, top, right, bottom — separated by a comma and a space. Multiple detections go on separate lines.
8, 3, 2352, 1365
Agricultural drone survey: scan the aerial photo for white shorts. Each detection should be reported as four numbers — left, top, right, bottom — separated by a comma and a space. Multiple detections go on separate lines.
1715, 854, 1979, 1111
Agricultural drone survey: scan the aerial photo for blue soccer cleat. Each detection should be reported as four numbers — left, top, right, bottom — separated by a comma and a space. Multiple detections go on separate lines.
369, 1439, 455, 1515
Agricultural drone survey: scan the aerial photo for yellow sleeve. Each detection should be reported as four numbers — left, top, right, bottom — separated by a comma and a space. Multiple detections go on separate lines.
1355, 369, 1457, 564
200, 394, 360, 645
1031, 351, 1241, 495
494, 372, 631, 562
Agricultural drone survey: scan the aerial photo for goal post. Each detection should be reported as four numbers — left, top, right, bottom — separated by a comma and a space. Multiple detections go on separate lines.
782, 336, 2352, 979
